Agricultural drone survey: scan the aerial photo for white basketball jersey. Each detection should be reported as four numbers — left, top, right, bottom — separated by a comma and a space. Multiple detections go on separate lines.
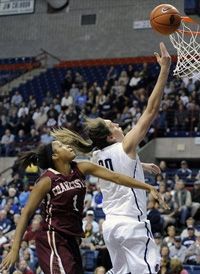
92, 142, 147, 221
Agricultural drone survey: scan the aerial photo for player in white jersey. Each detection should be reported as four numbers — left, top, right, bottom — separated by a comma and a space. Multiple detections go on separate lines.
52, 42, 171, 274
83, 42, 171, 274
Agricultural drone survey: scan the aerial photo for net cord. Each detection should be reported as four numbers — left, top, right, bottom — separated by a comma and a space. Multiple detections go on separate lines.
169, 19, 200, 79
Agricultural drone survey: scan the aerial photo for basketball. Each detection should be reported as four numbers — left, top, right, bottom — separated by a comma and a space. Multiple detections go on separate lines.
150, 4, 181, 35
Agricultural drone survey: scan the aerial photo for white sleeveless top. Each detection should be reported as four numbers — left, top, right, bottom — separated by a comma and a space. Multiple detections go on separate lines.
92, 142, 147, 221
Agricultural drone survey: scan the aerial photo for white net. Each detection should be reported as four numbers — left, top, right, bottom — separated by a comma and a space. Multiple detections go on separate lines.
169, 19, 200, 80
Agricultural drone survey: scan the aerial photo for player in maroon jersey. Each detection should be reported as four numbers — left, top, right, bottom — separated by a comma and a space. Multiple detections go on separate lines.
0, 131, 164, 274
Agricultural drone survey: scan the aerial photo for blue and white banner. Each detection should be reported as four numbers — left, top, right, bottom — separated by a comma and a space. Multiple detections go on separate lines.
0, 0, 35, 16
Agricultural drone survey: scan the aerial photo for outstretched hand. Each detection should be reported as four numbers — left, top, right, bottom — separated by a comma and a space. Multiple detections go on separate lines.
154, 42, 171, 69
150, 188, 170, 210
142, 163, 161, 175
0, 249, 19, 272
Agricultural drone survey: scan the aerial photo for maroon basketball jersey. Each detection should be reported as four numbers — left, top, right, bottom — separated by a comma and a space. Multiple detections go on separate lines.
39, 161, 86, 237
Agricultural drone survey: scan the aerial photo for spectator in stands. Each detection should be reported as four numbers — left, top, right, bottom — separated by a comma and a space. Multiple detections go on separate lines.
61, 90, 73, 108
7, 109, 19, 135
95, 88, 107, 107
52, 96, 61, 114
21, 248, 37, 272
43, 91, 53, 106
118, 70, 129, 86
17, 259, 34, 274
26, 128, 40, 150
168, 258, 189, 274
83, 182, 93, 214
185, 230, 200, 264
158, 189, 176, 228
174, 103, 189, 132
94, 266, 106, 274
0, 210, 12, 235
158, 245, 171, 274
83, 210, 99, 234
164, 82, 173, 95
154, 103, 169, 137
18, 184, 30, 208
129, 71, 142, 90
187, 97, 200, 131
40, 127, 53, 144
46, 111, 57, 128
74, 72, 84, 88
11, 91, 23, 107
4, 188, 20, 216
0, 227, 8, 251
91, 183, 105, 222
46, 103, 59, 122
191, 180, 200, 218
147, 199, 163, 234
0, 187, 18, 209
163, 225, 176, 247
75, 88, 88, 111
23, 218, 41, 243
159, 160, 173, 188
17, 102, 29, 119
195, 169, 200, 180
181, 217, 198, 239
12, 213, 20, 231
58, 108, 69, 127
182, 226, 196, 249
65, 104, 78, 130
15, 129, 26, 153
34, 106, 48, 130
32, 108, 41, 126
17, 111, 32, 135
88, 106, 99, 119
27, 95, 37, 112
91, 219, 112, 271
0, 129, 15, 156
80, 222, 94, 252
169, 235, 187, 263
69, 83, 80, 101
172, 179, 192, 226
99, 94, 114, 119
175, 160, 192, 182
106, 66, 118, 86
153, 232, 163, 250
62, 70, 73, 91
7, 172, 24, 193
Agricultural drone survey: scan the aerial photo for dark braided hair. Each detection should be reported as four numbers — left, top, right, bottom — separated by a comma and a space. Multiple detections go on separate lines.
16, 143, 53, 170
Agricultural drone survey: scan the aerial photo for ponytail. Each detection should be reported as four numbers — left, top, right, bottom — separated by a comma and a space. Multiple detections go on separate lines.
51, 128, 93, 153
15, 143, 53, 170
15, 151, 38, 170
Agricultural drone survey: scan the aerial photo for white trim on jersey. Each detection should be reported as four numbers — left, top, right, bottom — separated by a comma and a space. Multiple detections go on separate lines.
47, 231, 66, 274
47, 231, 54, 274
48, 168, 61, 175
45, 193, 53, 231
52, 231, 65, 273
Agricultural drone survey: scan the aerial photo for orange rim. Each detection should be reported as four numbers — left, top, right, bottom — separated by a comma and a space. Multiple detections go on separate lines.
177, 29, 200, 35
174, 16, 200, 35
181, 16, 196, 23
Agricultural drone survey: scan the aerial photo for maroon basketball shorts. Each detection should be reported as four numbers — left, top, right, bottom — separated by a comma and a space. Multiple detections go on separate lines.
35, 230, 83, 274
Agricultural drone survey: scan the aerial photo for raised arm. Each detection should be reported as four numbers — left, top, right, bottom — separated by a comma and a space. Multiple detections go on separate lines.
0, 177, 51, 271
123, 42, 171, 155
